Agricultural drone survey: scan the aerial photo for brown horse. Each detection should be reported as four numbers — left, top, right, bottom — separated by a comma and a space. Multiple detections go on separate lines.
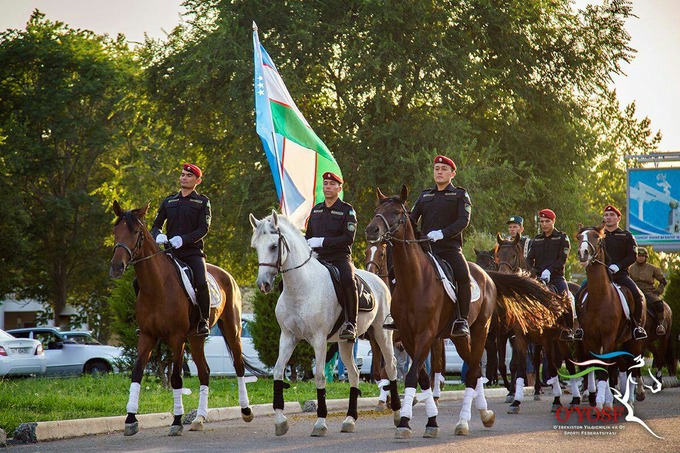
575, 226, 646, 408
109, 201, 254, 436
643, 301, 676, 383
365, 186, 562, 438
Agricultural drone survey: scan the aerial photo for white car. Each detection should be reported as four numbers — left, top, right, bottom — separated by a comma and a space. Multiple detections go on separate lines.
7, 327, 124, 375
357, 338, 465, 376
0, 329, 47, 377
186, 314, 272, 377
61, 331, 106, 345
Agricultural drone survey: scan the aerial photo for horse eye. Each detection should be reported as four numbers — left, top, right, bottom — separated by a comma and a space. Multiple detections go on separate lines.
269, 244, 277, 251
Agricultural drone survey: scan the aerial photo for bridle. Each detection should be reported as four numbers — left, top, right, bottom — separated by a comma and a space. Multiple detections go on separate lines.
112, 219, 167, 270
496, 242, 521, 273
365, 247, 389, 279
580, 230, 606, 267
258, 227, 312, 274
370, 202, 431, 245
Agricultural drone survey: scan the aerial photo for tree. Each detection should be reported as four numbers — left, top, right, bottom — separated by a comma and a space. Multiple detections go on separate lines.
0, 11, 142, 325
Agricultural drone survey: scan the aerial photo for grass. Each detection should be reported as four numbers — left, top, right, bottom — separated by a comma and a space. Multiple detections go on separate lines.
0, 373, 467, 435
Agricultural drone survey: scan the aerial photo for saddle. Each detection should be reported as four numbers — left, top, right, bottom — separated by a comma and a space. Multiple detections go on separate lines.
579, 283, 631, 319
170, 256, 222, 308
318, 261, 375, 312
426, 252, 481, 303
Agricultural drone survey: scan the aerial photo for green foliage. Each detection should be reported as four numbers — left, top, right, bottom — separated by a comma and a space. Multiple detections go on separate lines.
249, 280, 315, 380
662, 267, 680, 368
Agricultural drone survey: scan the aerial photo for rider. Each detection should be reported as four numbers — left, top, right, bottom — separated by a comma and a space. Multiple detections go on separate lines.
410, 154, 472, 338
506, 215, 531, 260
630, 247, 667, 335
600, 204, 647, 340
151, 163, 212, 336
526, 209, 576, 341
305, 171, 359, 341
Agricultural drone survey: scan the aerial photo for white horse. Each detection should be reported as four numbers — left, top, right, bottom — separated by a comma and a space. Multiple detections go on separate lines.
250, 211, 401, 436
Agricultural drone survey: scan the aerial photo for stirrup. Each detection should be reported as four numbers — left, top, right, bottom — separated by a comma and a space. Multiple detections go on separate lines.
573, 328, 584, 341
339, 323, 356, 341
382, 314, 397, 331
451, 318, 470, 338
197, 320, 210, 337
656, 324, 666, 336
560, 329, 574, 342
632, 326, 647, 340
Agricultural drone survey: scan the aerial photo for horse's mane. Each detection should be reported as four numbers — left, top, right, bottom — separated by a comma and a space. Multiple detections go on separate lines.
254, 213, 311, 252
115, 209, 144, 233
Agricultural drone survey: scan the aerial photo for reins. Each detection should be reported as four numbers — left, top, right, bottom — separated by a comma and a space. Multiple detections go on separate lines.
112, 219, 168, 270
371, 203, 431, 245
257, 227, 313, 274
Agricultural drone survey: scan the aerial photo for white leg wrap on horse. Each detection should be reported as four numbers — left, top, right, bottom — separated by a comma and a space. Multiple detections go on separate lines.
459, 387, 475, 421
378, 379, 390, 402
420, 388, 438, 418
605, 383, 614, 405
596, 380, 607, 405
514, 377, 525, 402
432, 373, 444, 398
197, 385, 209, 418
126, 382, 141, 414
548, 376, 562, 397
400, 387, 416, 420
475, 377, 488, 410
619, 372, 627, 393
570, 378, 582, 398
588, 371, 596, 393
569, 292, 577, 322
173, 388, 184, 416
238, 376, 250, 408
627, 380, 636, 403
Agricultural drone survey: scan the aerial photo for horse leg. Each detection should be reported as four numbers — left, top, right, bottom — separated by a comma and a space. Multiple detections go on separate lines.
587, 370, 597, 407
531, 343, 542, 400
186, 336, 210, 431
124, 333, 156, 436
272, 330, 299, 436
469, 323, 495, 429
371, 324, 401, 424
168, 336, 187, 436
339, 340, 361, 433
543, 339, 563, 413
507, 334, 527, 414
455, 319, 491, 435
430, 339, 445, 405
218, 319, 253, 422
415, 361, 439, 438
395, 340, 430, 439
309, 336, 329, 437
561, 343, 581, 407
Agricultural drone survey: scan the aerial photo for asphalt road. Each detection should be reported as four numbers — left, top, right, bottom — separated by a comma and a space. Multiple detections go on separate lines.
8, 387, 680, 452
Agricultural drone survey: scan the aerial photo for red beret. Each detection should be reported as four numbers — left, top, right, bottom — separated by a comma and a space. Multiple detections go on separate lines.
183, 163, 202, 178
538, 209, 556, 220
604, 204, 621, 217
322, 171, 343, 184
433, 155, 456, 171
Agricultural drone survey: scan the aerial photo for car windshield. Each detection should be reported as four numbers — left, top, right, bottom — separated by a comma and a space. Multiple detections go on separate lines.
65, 334, 102, 345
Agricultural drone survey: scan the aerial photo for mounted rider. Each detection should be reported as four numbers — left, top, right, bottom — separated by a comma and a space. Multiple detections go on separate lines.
526, 209, 576, 341
589, 204, 647, 340
406, 154, 473, 338
630, 247, 667, 335
506, 215, 531, 263
305, 171, 359, 341
151, 163, 212, 336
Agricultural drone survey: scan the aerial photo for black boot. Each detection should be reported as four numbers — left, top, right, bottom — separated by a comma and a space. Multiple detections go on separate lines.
382, 313, 397, 330
632, 295, 647, 340
451, 282, 470, 338
196, 288, 210, 337
339, 289, 358, 342
653, 300, 666, 335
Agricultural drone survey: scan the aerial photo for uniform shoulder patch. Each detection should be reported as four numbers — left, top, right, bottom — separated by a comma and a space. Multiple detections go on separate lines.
347, 223, 356, 232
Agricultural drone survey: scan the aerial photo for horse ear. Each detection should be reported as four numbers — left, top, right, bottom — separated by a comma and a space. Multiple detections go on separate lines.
137, 201, 150, 218
271, 210, 280, 228
249, 213, 260, 229
473, 247, 480, 255
113, 200, 122, 217
400, 184, 409, 202
598, 221, 605, 232
496, 232, 503, 245
376, 187, 387, 201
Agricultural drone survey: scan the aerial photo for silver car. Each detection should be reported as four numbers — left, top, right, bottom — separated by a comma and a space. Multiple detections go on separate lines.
0, 329, 47, 377
7, 327, 123, 375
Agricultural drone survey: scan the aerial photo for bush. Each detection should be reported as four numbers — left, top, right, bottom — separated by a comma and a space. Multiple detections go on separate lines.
662, 266, 680, 377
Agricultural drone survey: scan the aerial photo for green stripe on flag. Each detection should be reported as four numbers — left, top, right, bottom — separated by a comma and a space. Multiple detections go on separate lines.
270, 102, 335, 162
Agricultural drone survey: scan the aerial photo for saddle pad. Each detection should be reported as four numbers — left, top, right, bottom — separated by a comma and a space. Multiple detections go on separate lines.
582, 283, 630, 320
428, 252, 481, 303
357, 274, 374, 312
172, 259, 222, 307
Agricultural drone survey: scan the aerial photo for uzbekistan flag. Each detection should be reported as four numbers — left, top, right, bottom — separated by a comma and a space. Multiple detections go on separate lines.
253, 23, 343, 229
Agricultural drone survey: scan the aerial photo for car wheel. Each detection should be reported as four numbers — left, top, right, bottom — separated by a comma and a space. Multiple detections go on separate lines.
85, 360, 110, 375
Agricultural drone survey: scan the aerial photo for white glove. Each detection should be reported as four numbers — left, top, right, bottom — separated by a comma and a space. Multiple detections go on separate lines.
540, 269, 551, 281
609, 264, 619, 274
427, 230, 444, 242
169, 236, 183, 249
155, 234, 168, 245
307, 237, 324, 248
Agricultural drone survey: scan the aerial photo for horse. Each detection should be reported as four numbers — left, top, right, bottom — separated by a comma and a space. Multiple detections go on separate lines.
249, 211, 401, 437
575, 225, 646, 408
493, 233, 581, 413
365, 186, 562, 438
643, 301, 676, 384
109, 201, 254, 436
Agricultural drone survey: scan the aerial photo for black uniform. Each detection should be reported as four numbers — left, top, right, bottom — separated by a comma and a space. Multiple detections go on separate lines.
410, 183, 472, 323
604, 227, 645, 326
305, 198, 358, 333
526, 228, 570, 295
151, 191, 211, 328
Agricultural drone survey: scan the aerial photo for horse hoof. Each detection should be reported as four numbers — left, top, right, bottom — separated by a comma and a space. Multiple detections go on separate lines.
375, 401, 388, 411
454, 420, 470, 436
588, 393, 597, 407
189, 415, 205, 431
636, 392, 646, 402
596, 403, 603, 411
169, 424, 183, 436
311, 421, 328, 437
423, 426, 439, 438
275, 419, 289, 437
480, 409, 495, 428
551, 403, 561, 413
124, 422, 138, 436
395, 427, 412, 439
534, 394, 542, 401
505, 395, 514, 403
507, 405, 520, 414
393, 411, 401, 427
341, 416, 355, 433
242, 407, 254, 423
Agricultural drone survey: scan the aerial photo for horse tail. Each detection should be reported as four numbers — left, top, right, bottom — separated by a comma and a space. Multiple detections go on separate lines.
487, 270, 567, 335
223, 338, 271, 377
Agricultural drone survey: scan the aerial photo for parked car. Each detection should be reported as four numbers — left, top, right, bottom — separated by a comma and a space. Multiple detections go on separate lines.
0, 329, 47, 377
7, 327, 124, 375
61, 331, 104, 345
186, 314, 272, 377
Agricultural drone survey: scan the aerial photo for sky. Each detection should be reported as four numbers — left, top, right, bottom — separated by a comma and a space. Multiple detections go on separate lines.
1, 0, 678, 151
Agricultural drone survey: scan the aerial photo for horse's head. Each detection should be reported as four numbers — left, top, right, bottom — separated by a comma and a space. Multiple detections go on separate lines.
365, 185, 410, 243
474, 248, 498, 271
494, 232, 522, 273
365, 243, 387, 275
576, 224, 606, 266
110, 200, 150, 279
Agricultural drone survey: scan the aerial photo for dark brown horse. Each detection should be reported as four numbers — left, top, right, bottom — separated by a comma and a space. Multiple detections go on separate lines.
643, 301, 676, 384
575, 226, 646, 408
109, 201, 254, 436
365, 186, 562, 438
